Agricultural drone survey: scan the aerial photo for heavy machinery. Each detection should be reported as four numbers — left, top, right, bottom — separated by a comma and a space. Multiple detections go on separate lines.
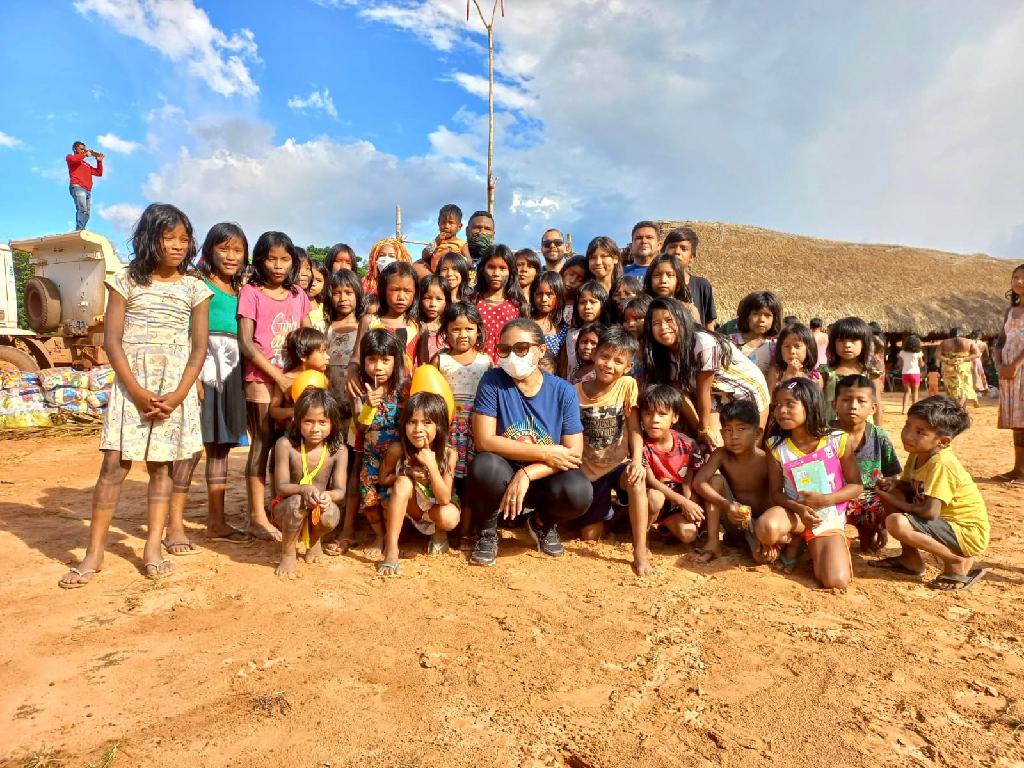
0, 231, 122, 371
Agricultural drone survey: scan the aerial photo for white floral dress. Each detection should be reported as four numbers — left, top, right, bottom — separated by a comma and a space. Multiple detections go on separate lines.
100, 269, 212, 461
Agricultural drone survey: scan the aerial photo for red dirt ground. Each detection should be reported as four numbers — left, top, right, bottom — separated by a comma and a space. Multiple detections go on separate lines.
1, 394, 1022, 768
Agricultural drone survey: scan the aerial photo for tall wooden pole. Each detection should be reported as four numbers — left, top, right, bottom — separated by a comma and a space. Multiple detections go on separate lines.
486, 20, 495, 214
470, 0, 502, 215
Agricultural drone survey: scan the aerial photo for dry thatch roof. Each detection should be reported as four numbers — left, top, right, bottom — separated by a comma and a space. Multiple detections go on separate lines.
655, 220, 1014, 336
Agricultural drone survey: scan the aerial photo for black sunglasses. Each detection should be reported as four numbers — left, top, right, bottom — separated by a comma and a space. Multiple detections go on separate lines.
496, 342, 536, 358
541, 239, 563, 248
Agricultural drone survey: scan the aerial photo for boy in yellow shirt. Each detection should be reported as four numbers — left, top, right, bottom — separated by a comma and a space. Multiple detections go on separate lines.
873, 396, 989, 590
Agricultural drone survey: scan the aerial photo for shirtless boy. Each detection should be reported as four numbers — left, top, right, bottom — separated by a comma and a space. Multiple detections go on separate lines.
693, 399, 771, 560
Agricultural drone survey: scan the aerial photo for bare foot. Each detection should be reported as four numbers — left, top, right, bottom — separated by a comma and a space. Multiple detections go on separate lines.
756, 543, 780, 564
633, 557, 655, 577
693, 545, 722, 563
275, 552, 300, 578
323, 538, 352, 556
304, 541, 325, 564
364, 534, 384, 557
247, 521, 282, 542
993, 470, 1024, 483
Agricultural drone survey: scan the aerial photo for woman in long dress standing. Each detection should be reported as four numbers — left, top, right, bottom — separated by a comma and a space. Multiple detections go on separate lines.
994, 265, 1024, 484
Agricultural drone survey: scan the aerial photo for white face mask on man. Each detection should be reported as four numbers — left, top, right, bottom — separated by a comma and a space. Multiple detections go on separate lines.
498, 346, 539, 380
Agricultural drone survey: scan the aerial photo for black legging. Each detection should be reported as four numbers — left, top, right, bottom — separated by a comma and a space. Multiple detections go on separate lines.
465, 451, 593, 533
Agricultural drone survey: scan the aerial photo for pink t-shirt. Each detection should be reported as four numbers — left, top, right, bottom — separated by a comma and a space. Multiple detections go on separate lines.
237, 284, 311, 385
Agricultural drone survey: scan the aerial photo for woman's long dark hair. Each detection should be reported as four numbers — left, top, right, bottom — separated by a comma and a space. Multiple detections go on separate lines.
437, 252, 473, 302
642, 253, 692, 304
250, 231, 300, 291
1009, 264, 1024, 307
128, 203, 196, 286
473, 244, 529, 316
643, 297, 732, 394
531, 270, 566, 324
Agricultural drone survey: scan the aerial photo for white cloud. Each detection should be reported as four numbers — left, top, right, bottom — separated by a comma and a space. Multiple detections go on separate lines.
32, 166, 66, 181
450, 73, 534, 113
74, 0, 260, 97
98, 202, 144, 232
142, 120, 476, 254
0, 131, 23, 148
796, 4, 1024, 256
97, 132, 144, 154
358, 0, 472, 52
287, 87, 338, 119
353, 0, 1024, 257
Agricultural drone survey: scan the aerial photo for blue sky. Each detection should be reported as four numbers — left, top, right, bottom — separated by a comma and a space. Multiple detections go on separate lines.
1, 0, 1022, 261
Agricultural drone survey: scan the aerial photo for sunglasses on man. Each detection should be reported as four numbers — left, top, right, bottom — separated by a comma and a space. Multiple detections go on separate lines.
496, 342, 537, 358
541, 239, 563, 248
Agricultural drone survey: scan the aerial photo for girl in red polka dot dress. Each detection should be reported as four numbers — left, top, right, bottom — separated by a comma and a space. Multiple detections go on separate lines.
474, 244, 528, 364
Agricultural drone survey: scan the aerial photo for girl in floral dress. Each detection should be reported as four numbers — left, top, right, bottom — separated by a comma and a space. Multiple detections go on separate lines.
59, 203, 212, 588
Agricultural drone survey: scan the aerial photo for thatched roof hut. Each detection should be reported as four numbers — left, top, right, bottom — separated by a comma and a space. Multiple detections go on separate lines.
654, 220, 1014, 336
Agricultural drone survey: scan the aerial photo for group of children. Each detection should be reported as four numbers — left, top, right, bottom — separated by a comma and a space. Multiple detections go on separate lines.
57, 201, 993, 594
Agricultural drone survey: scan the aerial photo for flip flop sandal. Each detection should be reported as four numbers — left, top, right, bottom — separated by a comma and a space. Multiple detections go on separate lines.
248, 527, 282, 542
869, 556, 924, 577
427, 539, 450, 556
376, 561, 400, 576
927, 568, 987, 591
162, 539, 200, 556
143, 560, 174, 580
693, 548, 719, 563
58, 567, 97, 589
208, 530, 252, 544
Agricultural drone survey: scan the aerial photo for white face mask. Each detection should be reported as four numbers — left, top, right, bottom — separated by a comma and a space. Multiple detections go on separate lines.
499, 348, 538, 380
376, 255, 396, 273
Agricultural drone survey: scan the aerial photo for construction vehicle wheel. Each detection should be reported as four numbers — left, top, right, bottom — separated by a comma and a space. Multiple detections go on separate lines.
24, 276, 61, 334
0, 345, 40, 372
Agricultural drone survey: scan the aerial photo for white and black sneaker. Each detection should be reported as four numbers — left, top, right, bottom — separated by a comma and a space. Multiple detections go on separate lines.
470, 528, 498, 566
527, 515, 564, 557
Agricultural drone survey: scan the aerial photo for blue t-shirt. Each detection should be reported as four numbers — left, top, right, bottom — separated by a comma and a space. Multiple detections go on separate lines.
622, 262, 650, 281
473, 368, 583, 445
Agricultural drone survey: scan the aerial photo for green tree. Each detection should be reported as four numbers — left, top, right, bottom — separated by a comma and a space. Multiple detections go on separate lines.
305, 244, 329, 262
13, 249, 33, 329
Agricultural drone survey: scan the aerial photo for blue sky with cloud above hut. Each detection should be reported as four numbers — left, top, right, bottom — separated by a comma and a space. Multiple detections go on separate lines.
0, 0, 1022, 260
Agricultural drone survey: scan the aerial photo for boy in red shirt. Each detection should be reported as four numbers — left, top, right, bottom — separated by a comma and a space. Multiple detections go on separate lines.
66, 140, 104, 230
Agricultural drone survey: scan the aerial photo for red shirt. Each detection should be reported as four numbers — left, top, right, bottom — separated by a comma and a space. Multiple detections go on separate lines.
66, 154, 103, 190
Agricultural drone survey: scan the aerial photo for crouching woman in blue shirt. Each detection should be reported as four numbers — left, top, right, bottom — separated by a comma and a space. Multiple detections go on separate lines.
466, 318, 593, 566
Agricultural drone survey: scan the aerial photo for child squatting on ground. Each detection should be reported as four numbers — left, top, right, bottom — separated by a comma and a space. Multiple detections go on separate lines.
271, 388, 348, 578
872, 396, 990, 591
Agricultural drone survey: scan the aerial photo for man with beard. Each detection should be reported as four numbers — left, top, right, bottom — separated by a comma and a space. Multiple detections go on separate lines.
540, 228, 570, 272
622, 220, 659, 280
466, 210, 496, 266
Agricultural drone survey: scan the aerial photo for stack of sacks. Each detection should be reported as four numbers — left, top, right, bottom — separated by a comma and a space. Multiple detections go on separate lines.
0, 371, 50, 427
39, 366, 114, 416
